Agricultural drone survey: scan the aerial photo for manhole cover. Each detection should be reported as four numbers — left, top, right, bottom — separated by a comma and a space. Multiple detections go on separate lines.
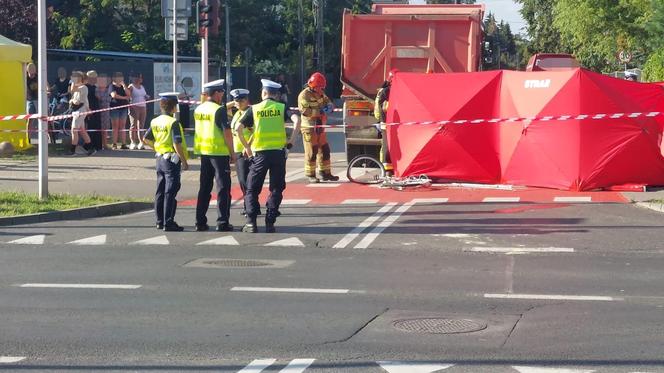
183, 258, 294, 269
392, 318, 487, 334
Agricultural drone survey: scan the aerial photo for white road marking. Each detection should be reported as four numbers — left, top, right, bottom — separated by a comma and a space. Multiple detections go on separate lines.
469, 247, 575, 254
410, 198, 449, 204
341, 199, 380, 204
280, 199, 311, 205
482, 197, 521, 203
306, 183, 341, 188
553, 196, 592, 203
18, 283, 142, 289
377, 361, 454, 372
68, 235, 107, 245
354, 202, 415, 249
285, 169, 305, 182
231, 287, 349, 294
8, 235, 45, 245
485, 293, 618, 301
196, 236, 240, 246
434, 233, 473, 238
238, 358, 277, 373
130, 235, 170, 245
513, 366, 596, 373
265, 237, 305, 247
280, 358, 316, 372
332, 203, 396, 249
0, 357, 26, 364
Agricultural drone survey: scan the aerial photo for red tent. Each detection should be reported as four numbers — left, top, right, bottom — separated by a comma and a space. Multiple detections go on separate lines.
387, 69, 664, 191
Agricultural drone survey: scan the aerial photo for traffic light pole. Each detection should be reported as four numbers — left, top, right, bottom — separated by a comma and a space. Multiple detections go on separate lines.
224, 0, 231, 91
199, 1, 209, 87
172, 0, 178, 91
37, 0, 49, 199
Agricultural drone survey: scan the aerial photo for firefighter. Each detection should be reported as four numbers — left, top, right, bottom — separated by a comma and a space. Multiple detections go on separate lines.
235, 79, 301, 233
374, 68, 398, 174
142, 92, 189, 232
193, 79, 235, 232
297, 72, 339, 183
229, 88, 252, 216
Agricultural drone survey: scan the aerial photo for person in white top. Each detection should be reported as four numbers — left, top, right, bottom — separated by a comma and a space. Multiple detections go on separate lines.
128, 73, 150, 149
68, 71, 95, 156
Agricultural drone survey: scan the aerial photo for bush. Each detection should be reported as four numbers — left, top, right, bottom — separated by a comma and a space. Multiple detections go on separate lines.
642, 48, 664, 82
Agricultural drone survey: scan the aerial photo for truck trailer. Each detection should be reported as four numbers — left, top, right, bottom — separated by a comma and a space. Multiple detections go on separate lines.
340, 3, 485, 162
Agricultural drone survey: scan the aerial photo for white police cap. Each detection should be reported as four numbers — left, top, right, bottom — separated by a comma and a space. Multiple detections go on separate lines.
158, 92, 180, 101
261, 79, 282, 90
230, 88, 250, 100
203, 79, 225, 91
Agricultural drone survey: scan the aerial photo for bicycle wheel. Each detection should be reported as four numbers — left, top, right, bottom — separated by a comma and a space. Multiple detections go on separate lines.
347, 155, 386, 184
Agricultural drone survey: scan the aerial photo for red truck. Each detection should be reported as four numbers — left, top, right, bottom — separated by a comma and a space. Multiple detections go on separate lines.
340, 3, 485, 161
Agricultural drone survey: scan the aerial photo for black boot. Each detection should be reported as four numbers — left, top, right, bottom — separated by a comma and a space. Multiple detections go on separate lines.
321, 172, 339, 182
265, 209, 280, 233
68, 144, 76, 155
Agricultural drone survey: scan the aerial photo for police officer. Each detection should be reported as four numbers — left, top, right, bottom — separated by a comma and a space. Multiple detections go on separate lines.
297, 72, 339, 183
229, 88, 252, 216
142, 92, 189, 232
235, 79, 300, 233
193, 79, 235, 232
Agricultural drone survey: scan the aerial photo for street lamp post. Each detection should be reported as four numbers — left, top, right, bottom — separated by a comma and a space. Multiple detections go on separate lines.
37, 0, 49, 199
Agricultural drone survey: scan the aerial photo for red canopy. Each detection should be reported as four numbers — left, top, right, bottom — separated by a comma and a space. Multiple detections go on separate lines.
387, 69, 664, 191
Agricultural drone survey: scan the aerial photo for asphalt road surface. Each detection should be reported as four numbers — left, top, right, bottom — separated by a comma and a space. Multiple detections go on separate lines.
0, 198, 663, 372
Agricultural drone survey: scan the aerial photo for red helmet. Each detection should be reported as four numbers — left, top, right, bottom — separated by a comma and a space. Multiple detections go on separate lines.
307, 72, 326, 89
388, 68, 399, 80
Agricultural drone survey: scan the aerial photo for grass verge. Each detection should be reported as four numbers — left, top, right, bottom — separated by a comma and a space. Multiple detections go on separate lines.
0, 191, 132, 217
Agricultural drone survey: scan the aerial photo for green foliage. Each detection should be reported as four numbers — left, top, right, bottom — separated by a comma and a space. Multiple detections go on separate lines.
253, 59, 288, 75
642, 48, 664, 83
483, 13, 520, 70
0, 191, 125, 217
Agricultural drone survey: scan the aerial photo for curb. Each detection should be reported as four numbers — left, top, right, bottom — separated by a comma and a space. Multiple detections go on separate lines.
635, 201, 664, 214
0, 201, 153, 226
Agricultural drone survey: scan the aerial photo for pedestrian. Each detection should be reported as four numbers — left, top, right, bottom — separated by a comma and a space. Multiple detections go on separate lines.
229, 88, 252, 216
50, 66, 70, 101
68, 71, 95, 156
25, 63, 39, 140
235, 79, 300, 233
193, 79, 236, 232
128, 72, 150, 150
142, 92, 189, 232
297, 72, 339, 183
85, 70, 103, 151
275, 73, 291, 105
624, 71, 638, 82
97, 73, 111, 149
109, 72, 130, 150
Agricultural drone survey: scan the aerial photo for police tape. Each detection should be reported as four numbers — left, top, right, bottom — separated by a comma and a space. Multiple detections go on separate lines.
1, 98, 162, 122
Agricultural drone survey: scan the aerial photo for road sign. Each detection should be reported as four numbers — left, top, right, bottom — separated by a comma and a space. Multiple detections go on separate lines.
161, 0, 191, 17
618, 50, 632, 64
165, 19, 188, 41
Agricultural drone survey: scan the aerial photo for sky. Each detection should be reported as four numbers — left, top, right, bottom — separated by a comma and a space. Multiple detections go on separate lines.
408, 0, 526, 34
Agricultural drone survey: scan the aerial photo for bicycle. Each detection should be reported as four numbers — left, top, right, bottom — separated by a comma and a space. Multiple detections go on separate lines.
346, 154, 432, 190
47, 94, 73, 143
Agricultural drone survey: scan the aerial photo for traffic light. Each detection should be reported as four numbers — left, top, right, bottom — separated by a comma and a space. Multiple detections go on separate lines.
198, 0, 220, 38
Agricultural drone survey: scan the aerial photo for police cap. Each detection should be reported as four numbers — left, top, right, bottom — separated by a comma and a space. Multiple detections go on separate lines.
203, 79, 225, 94
158, 92, 180, 102
230, 88, 250, 100
261, 79, 281, 92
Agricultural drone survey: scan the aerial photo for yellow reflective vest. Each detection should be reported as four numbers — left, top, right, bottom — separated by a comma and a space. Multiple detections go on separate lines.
194, 101, 230, 156
231, 108, 252, 153
251, 99, 287, 152
150, 114, 188, 159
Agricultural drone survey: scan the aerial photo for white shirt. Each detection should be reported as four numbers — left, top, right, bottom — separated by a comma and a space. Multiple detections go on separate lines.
129, 84, 148, 107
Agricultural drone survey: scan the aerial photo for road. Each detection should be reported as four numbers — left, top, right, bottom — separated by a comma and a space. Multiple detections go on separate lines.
0, 193, 663, 372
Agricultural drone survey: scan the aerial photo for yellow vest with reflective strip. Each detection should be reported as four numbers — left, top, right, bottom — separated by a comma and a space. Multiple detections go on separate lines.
150, 114, 188, 159
231, 109, 252, 153
251, 100, 287, 152
194, 101, 230, 156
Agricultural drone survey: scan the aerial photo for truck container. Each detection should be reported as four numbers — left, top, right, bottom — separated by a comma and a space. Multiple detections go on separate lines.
340, 4, 485, 161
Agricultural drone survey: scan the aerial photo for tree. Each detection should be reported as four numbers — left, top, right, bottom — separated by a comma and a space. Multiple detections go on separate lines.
515, 0, 567, 56
553, 0, 651, 72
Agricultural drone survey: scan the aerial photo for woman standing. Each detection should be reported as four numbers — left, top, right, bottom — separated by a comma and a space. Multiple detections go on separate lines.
68, 71, 95, 156
109, 72, 130, 149
128, 73, 150, 150
85, 70, 103, 151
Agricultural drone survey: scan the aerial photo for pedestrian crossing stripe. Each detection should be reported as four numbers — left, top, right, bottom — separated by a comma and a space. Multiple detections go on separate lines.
238, 358, 314, 372
377, 361, 454, 373
512, 367, 596, 373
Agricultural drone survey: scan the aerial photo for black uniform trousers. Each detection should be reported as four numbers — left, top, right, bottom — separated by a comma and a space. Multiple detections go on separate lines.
195, 155, 232, 225
235, 152, 251, 212
244, 149, 287, 223
155, 156, 181, 226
